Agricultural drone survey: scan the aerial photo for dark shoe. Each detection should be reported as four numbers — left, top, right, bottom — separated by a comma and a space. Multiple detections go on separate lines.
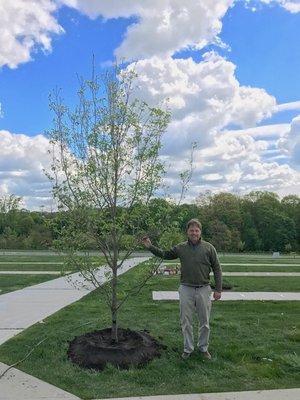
181, 351, 192, 360
200, 350, 212, 360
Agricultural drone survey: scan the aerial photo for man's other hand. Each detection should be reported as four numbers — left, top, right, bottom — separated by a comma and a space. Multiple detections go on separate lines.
141, 236, 152, 248
213, 291, 222, 301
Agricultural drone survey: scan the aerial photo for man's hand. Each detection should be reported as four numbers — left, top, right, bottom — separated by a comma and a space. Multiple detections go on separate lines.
141, 236, 152, 248
213, 291, 222, 301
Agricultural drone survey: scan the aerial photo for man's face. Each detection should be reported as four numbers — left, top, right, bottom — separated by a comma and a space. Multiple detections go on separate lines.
187, 224, 201, 244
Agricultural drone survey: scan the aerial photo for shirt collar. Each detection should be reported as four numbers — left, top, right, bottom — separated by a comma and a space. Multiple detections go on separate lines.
188, 238, 201, 247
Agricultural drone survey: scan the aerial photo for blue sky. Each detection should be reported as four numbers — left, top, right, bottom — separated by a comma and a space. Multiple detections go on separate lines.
0, 0, 299, 209
1, 1, 300, 134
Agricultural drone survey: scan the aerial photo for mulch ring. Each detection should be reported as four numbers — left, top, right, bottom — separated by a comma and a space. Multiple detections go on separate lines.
67, 327, 166, 371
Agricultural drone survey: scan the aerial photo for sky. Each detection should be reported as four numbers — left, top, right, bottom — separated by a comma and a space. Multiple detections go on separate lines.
0, 0, 300, 210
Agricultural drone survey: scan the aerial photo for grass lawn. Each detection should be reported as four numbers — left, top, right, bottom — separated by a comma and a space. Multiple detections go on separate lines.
220, 265, 300, 272
163, 258, 300, 272
0, 263, 64, 271
0, 254, 106, 263
0, 256, 106, 271
0, 263, 299, 400
218, 253, 300, 263
224, 277, 300, 292
163, 263, 300, 273
155, 276, 300, 292
0, 255, 66, 263
163, 256, 300, 265
219, 257, 299, 264
0, 274, 59, 295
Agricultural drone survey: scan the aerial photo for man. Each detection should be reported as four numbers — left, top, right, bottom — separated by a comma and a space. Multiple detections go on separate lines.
142, 218, 222, 360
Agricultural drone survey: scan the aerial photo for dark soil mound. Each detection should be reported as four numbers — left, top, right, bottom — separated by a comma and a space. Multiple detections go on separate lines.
67, 327, 166, 371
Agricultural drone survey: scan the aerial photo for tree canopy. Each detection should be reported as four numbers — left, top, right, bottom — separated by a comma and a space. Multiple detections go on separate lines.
0, 191, 298, 253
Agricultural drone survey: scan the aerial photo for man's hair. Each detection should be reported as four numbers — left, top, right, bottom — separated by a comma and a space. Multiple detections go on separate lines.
186, 218, 202, 230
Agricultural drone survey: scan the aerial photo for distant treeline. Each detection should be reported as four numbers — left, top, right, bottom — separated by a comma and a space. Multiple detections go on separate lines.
0, 191, 299, 253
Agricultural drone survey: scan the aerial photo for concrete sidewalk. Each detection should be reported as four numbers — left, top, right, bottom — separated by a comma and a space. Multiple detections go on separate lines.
94, 388, 300, 400
153, 291, 300, 301
0, 362, 80, 399
0, 257, 149, 345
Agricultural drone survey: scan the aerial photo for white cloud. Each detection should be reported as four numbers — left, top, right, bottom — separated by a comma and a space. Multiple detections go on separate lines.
0, 130, 54, 209
223, 123, 290, 139
121, 53, 300, 198
275, 100, 300, 112
126, 54, 276, 157
160, 121, 300, 200
60, 0, 233, 60
260, 0, 300, 13
202, 173, 224, 181
277, 115, 300, 169
0, 1, 298, 206
1, 0, 298, 70
0, 0, 63, 68
59, 1, 300, 62
1, 1, 299, 70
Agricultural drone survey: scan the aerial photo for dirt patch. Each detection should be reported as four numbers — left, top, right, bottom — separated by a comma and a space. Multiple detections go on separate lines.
67, 327, 166, 371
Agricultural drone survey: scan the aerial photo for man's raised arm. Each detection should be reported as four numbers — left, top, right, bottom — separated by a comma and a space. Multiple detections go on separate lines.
142, 236, 178, 260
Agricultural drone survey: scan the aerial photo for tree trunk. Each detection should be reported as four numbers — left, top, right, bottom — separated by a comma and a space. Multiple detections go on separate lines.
111, 256, 118, 342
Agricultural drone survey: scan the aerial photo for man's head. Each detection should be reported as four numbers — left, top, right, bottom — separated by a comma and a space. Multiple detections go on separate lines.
186, 219, 202, 244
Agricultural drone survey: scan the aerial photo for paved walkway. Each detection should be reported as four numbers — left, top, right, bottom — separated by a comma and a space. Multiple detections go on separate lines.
93, 388, 300, 400
0, 257, 149, 345
153, 291, 300, 301
0, 362, 80, 399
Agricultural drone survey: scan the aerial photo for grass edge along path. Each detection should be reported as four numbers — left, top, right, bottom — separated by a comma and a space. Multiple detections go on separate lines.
0, 261, 299, 400
0, 274, 61, 295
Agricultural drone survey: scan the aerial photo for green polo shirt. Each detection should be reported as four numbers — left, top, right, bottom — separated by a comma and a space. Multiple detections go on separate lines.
149, 239, 222, 292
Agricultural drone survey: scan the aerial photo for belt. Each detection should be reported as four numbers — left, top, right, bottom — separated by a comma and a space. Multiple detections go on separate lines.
181, 283, 208, 288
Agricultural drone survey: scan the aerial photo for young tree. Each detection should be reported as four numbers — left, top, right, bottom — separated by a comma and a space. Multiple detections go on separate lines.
46, 66, 170, 342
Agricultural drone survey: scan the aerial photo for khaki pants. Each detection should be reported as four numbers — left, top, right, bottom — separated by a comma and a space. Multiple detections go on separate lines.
179, 284, 212, 353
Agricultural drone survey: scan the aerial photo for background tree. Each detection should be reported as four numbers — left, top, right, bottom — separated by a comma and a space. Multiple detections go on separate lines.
0, 194, 22, 213
46, 66, 170, 341
0, 191, 298, 252
206, 219, 232, 252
